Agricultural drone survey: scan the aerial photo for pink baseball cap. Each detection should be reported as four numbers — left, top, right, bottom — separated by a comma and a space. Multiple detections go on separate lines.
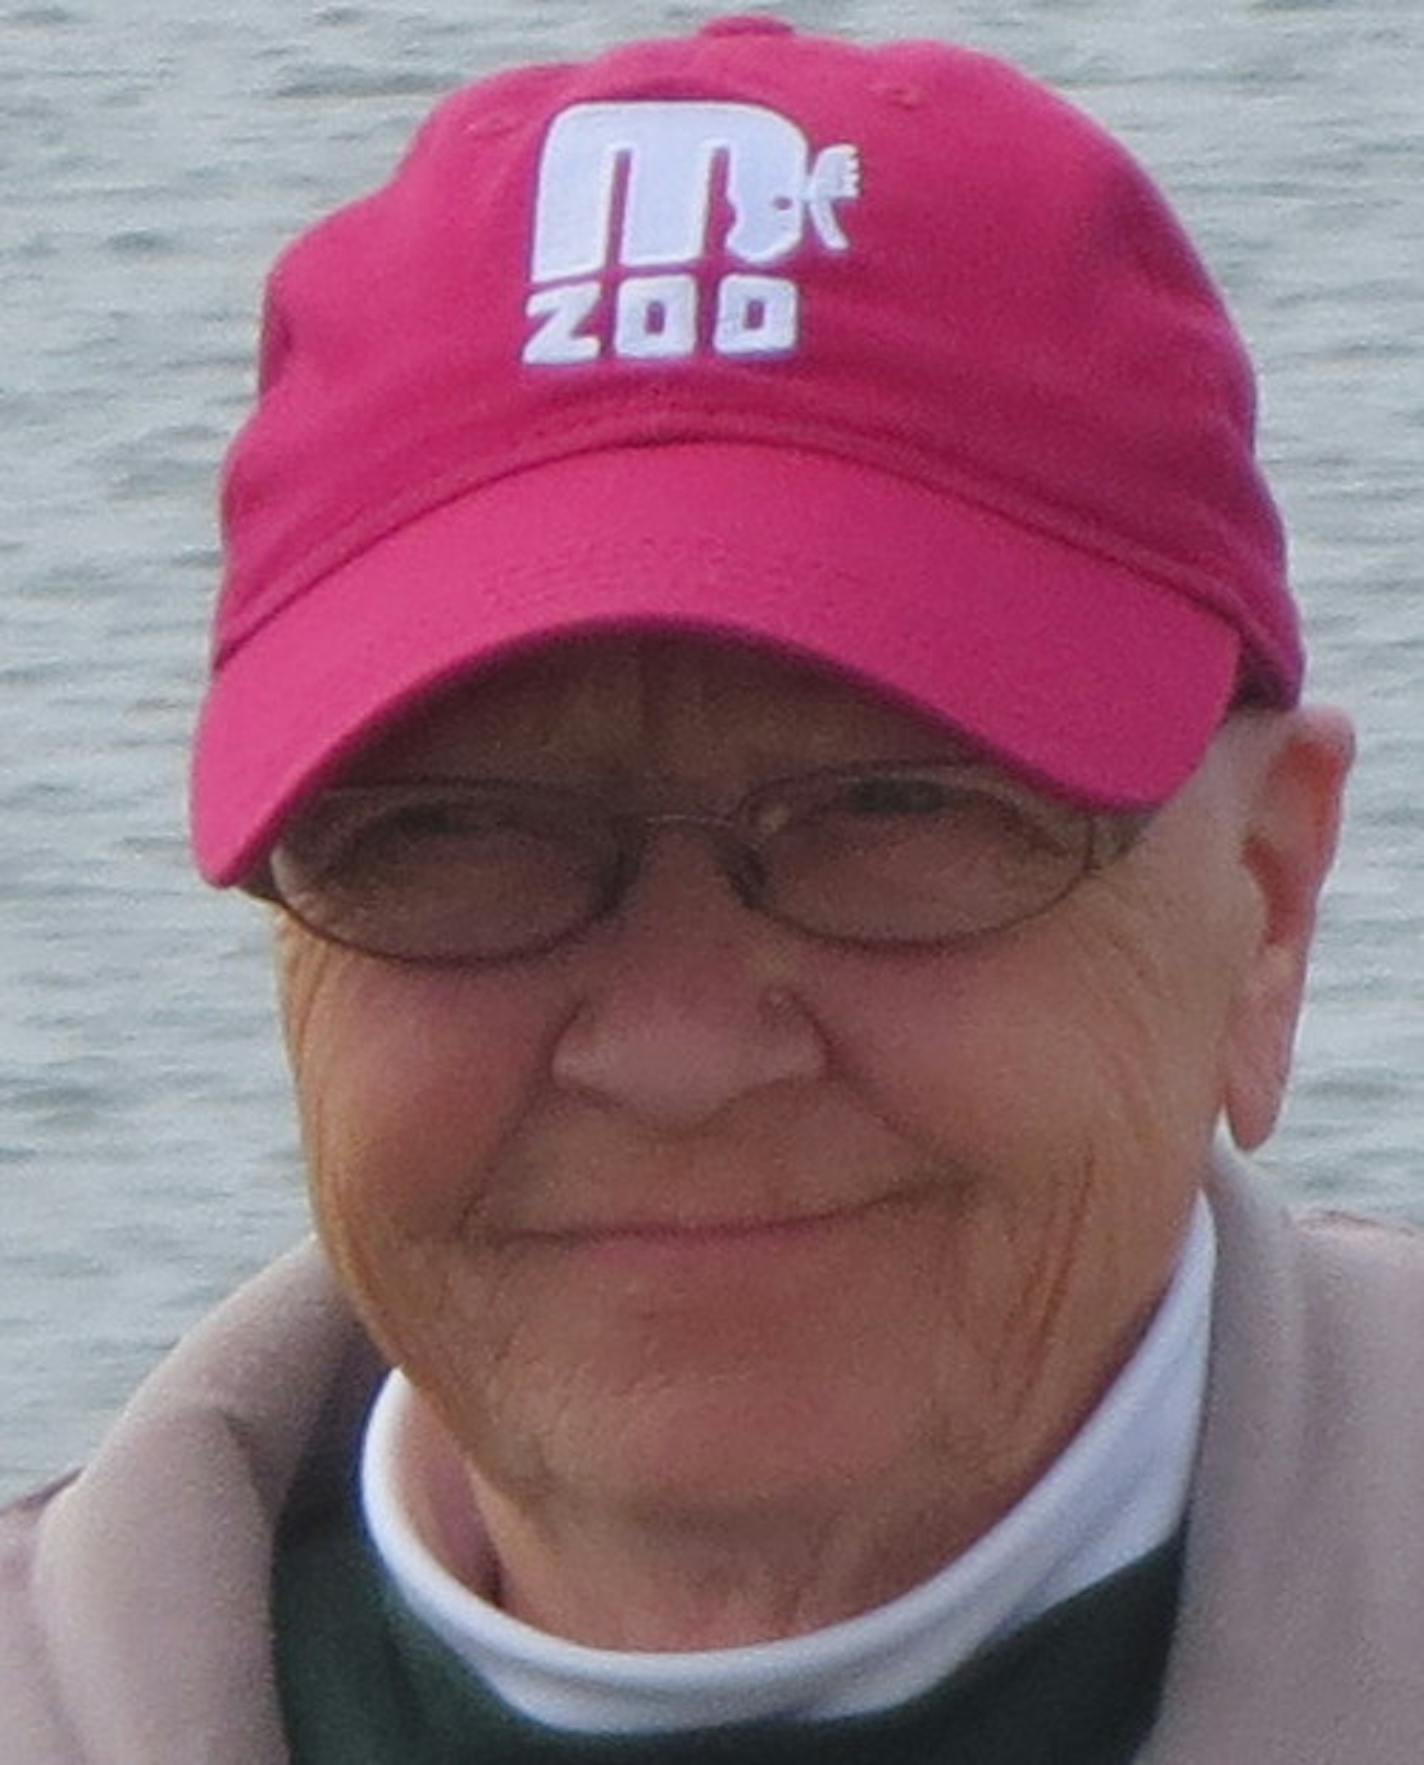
192, 15, 1302, 886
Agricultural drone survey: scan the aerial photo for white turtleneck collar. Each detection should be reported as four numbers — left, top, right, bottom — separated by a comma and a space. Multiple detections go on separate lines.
361, 1194, 1215, 1735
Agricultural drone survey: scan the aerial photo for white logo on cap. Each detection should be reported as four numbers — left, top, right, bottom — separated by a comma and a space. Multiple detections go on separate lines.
523, 101, 859, 366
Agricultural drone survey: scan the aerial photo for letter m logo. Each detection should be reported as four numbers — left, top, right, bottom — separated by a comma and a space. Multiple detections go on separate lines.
523, 101, 859, 366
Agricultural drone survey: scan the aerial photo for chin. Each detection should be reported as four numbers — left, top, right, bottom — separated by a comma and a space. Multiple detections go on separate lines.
547, 1369, 909, 1525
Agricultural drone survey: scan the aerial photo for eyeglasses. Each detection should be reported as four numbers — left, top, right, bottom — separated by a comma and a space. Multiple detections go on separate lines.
247, 762, 1148, 965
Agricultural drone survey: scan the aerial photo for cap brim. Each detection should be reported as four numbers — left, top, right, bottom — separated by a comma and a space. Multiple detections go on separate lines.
192, 443, 1241, 885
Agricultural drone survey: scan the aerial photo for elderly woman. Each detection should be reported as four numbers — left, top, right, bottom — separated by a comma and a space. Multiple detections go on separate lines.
5, 19, 1422, 1764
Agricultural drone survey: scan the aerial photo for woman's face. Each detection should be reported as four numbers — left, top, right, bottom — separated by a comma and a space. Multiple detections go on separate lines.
277, 636, 1271, 1568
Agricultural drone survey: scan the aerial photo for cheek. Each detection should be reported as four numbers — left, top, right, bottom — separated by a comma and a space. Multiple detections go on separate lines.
816, 905, 1235, 1196
819, 938, 1083, 1118
285, 954, 561, 1254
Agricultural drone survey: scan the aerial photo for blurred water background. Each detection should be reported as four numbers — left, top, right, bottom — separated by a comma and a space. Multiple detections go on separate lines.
3, 0, 1422, 1499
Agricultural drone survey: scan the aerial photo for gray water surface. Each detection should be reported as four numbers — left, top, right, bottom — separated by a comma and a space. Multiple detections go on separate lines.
3, 0, 1422, 1498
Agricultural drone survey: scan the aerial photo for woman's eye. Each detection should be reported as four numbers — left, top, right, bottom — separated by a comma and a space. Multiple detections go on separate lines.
375, 803, 474, 841
835, 776, 952, 816
320, 799, 514, 872
338, 806, 447, 855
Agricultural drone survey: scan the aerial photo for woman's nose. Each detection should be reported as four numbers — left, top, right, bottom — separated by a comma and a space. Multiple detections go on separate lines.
549, 836, 828, 1128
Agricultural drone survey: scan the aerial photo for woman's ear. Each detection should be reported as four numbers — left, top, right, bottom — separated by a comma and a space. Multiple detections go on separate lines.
1222, 707, 1355, 1150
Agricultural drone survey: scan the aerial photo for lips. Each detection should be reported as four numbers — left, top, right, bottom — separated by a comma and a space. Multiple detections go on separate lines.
503, 1188, 918, 1249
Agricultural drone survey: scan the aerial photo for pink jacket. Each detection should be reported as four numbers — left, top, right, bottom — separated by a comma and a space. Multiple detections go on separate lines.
4, 1151, 1423, 1762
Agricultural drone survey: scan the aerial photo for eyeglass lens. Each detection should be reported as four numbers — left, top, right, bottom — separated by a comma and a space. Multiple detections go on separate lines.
266, 767, 1098, 962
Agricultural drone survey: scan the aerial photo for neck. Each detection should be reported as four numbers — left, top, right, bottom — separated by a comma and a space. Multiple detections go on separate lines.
468, 1464, 1021, 1650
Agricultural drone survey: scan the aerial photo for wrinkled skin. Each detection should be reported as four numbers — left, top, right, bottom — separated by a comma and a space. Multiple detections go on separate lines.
277, 636, 1351, 1649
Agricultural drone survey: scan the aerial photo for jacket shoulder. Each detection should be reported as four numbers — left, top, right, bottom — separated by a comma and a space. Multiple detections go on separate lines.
0, 1475, 86, 1760
1295, 1203, 1424, 1304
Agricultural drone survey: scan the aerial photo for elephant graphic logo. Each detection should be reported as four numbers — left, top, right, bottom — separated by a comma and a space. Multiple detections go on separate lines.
523, 101, 860, 365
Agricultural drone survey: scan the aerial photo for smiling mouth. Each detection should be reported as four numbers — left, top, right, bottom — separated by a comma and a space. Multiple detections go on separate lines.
510, 1190, 917, 1252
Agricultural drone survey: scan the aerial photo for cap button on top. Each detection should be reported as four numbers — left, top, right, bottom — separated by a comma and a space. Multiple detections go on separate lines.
698, 15, 796, 36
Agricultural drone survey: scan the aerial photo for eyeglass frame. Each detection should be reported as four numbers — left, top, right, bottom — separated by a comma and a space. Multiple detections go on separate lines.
242, 760, 1153, 967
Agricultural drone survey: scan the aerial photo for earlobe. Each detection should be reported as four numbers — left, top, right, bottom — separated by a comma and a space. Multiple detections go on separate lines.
1222, 707, 1354, 1150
